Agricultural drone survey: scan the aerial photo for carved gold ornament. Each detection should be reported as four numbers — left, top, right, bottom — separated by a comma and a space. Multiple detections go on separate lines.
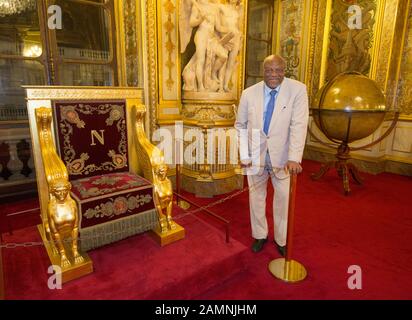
182, 104, 236, 121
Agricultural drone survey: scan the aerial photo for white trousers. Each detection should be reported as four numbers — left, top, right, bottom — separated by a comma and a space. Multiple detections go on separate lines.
247, 157, 290, 246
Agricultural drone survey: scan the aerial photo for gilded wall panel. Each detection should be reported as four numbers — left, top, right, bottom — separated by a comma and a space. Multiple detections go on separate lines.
307, 0, 325, 101
383, 0, 410, 111
145, 0, 159, 135
158, 0, 179, 101
374, 0, 398, 93
326, 0, 377, 82
123, 0, 141, 87
278, 0, 306, 80
397, 3, 412, 115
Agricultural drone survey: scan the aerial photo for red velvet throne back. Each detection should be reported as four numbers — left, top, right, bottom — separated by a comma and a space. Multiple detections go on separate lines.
52, 101, 158, 251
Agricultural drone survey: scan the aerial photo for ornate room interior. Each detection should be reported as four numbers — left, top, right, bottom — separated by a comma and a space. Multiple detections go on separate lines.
0, 0, 411, 300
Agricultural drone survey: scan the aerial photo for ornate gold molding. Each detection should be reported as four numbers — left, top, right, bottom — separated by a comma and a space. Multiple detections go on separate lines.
114, 0, 126, 86
305, 0, 319, 98
24, 86, 143, 100
155, 0, 180, 122
146, 0, 158, 136
182, 104, 236, 123
374, 0, 397, 90
372, 1, 397, 91
308, 0, 328, 100
239, 0, 247, 97
163, 0, 176, 91
393, 0, 412, 114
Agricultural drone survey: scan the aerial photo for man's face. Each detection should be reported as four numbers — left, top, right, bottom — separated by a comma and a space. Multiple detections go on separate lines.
263, 59, 285, 89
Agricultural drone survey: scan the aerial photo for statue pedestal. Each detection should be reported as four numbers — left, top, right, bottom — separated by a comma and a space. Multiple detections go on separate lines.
38, 225, 93, 284
182, 173, 243, 198
150, 223, 185, 247
183, 91, 236, 101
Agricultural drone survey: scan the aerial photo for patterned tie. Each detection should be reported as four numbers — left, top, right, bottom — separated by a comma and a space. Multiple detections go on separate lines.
263, 89, 277, 135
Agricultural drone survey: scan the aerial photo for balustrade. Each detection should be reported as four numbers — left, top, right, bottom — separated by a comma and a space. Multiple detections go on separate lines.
0, 127, 36, 193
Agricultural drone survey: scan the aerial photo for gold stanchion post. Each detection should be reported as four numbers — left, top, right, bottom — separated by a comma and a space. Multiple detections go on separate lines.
268, 173, 307, 282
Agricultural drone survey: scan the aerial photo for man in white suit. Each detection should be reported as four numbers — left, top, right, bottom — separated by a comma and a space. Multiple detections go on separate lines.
235, 54, 309, 255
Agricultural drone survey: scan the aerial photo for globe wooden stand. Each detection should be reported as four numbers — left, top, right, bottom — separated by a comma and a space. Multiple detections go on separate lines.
311, 142, 363, 195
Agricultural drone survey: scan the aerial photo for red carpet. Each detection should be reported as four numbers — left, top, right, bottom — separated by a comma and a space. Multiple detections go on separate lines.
0, 197, 39, 235
186, 160, 412, 299
1, 159, 412, 299
2, 213, 248, 299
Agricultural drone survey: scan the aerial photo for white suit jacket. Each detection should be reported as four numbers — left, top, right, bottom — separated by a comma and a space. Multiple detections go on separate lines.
235, 78, 309, 174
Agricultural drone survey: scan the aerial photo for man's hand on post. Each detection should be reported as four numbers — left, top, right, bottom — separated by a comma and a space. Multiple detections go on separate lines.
284, 161, 302, 175
240, 159, 252, 168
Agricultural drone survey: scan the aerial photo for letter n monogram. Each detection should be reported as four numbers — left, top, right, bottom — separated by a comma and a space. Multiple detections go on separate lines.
91, 130, 105, 146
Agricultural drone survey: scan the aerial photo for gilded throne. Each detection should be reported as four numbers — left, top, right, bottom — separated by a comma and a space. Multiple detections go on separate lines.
26, 87, 184, 282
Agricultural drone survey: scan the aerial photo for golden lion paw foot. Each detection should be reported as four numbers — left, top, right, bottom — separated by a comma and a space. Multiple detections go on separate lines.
51, 246, 59, 256
159, 220, 168, 233
73, 253, 85, 265
167, 219, 177, 230
61, 255, 71, 268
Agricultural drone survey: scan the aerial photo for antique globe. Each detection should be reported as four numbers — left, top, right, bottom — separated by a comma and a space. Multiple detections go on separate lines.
310, 71, 394, 195
312, 71, 387, 143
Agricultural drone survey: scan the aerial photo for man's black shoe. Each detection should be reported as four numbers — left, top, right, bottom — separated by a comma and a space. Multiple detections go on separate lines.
251, 238, 267, 253
274, 241, 286, 257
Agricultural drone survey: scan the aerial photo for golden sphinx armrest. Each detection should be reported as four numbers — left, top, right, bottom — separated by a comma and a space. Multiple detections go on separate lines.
35, 108, 92, 280
133, 104, 184, 244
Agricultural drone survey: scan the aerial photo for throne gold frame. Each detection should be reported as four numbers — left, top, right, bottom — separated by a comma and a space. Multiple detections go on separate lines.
25, 86, 184, 283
